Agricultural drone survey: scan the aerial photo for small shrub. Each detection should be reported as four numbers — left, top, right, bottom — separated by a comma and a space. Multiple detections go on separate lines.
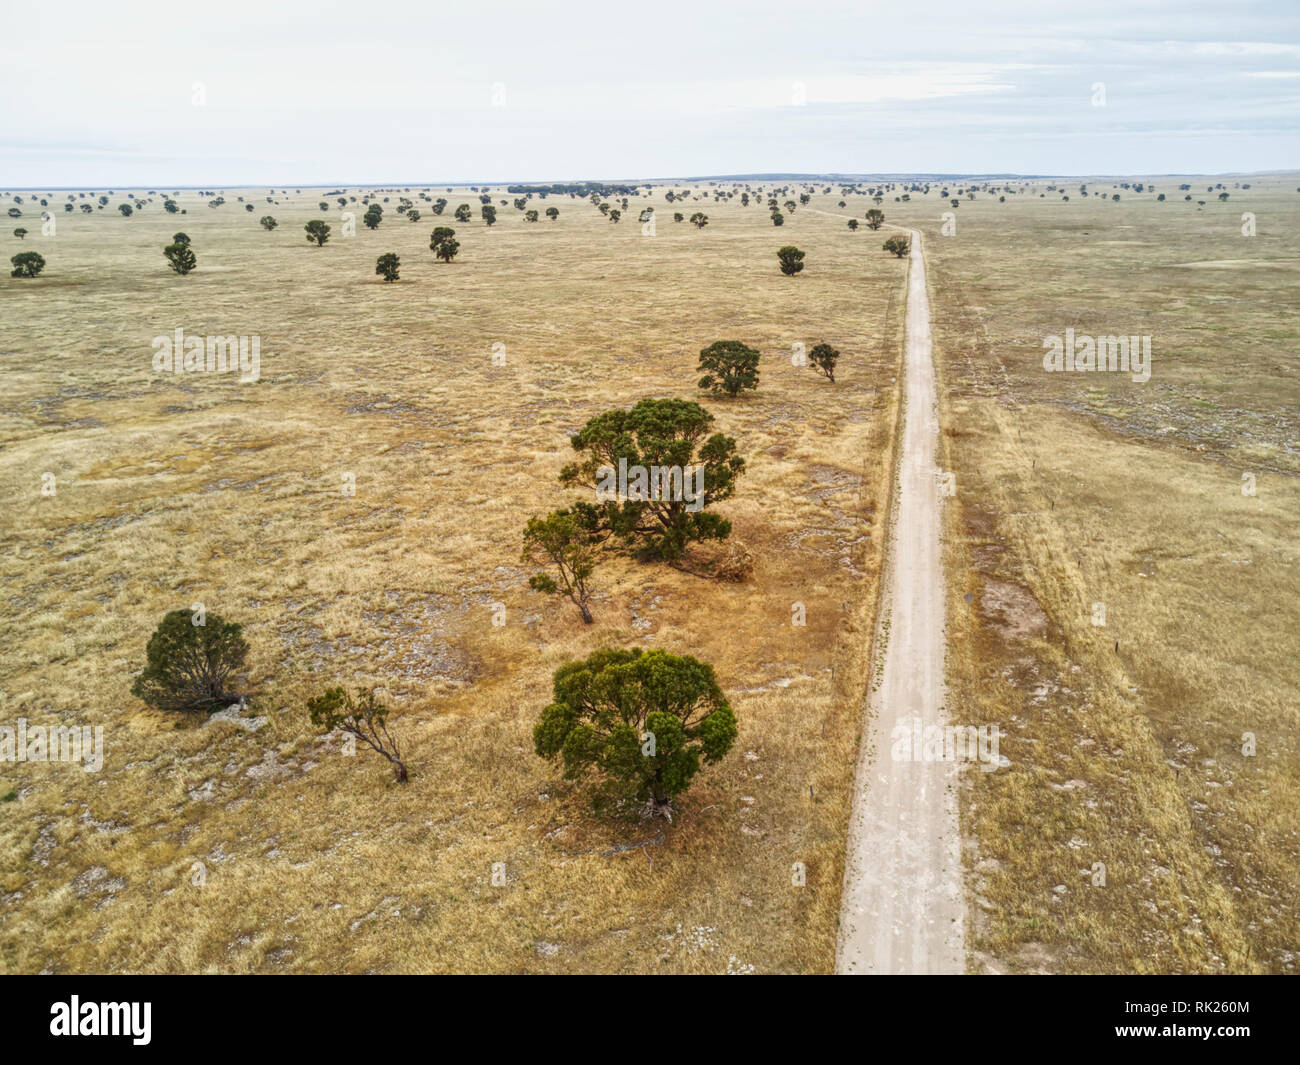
131, 609, 248, 713
883, 234, 910, 257
776, 245, 805, 275
307, 687, 408, 782
11, 251, 46, 278
715, 539, 755, 582
809, 342, 839, 382
163, 242, 196, 275
698, 339, 761, 397
305, 219, 331, 246
523, 509, 600, 623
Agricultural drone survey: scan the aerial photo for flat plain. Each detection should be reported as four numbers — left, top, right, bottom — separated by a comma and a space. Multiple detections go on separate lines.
0, 182, 903, 972
1, 174, 1294, 973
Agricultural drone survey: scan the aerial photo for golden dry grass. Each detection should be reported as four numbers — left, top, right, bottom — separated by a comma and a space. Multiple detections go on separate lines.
910, 175, 1299, 973
0, 182, 904, 972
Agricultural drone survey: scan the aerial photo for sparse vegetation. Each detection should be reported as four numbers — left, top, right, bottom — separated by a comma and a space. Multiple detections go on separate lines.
808, 342, 839, 382
305, 219, 331, 246
776, 245, 805, 276
9, 251, 45, 278
523, 509, 600, 623
307, 687, 409, 782
163, 242, 196, 274
697, 339, 761, 397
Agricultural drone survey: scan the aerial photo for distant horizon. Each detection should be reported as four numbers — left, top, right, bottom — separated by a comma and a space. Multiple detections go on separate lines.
4, 169, 1297, 193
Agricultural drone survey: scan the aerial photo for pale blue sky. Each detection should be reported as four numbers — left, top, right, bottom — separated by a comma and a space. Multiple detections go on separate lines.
3, 0, 1297, 185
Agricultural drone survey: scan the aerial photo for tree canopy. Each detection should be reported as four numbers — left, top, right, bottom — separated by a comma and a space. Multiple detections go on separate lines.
560, 398, 745, 560
533, 647, 737, 818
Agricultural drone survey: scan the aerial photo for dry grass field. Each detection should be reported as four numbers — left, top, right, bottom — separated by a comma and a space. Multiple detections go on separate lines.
908, 176, 1298, 973
3, 173, 1294, 975
0, 182, 906, 972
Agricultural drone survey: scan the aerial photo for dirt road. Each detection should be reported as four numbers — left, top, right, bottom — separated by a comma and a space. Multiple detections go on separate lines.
835, 228, 964, 974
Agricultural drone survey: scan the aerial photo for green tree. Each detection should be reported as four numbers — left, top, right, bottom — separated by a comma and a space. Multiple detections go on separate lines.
363, 207, 381, 230
523, 509, 600, 624
545, 206, 559, 220
776, 245, 805, 276
847, 219, 859, 231
130, 609, 248, 713
305, 219, 331, 246
673, 212, 684, 223
163, 242, 196, 274
689, 212, 709, 229
259, 215, 277, 230
533, 647, 737, 819
481, 204, 497, 225
883, 234, 910, 257
560, 398, 746, 559
6, 208, 20, 219
432, 198, 447, 215
164, 199, 179, 213
10, 251, 45, 278
375, 252, 400, 282
307, 687, 408, 782
12, 228, 27, 240
525, 209, 539, 222
430, 227, 459, 262
698, 339, 761, 397
864, 208, 884, 230
454, 204, 472, 222
808, 342, 839, 382
172, 231, 191, 245
407, 209, 420, 222
118, 203, 133, 217
770, 211, 784, 226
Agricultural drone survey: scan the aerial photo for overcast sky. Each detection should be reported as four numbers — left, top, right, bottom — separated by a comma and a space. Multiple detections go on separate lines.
3, 0, 1297, 186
